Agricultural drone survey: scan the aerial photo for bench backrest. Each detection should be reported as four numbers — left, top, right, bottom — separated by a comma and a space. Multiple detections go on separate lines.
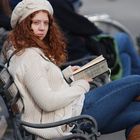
0, 63, 23, 117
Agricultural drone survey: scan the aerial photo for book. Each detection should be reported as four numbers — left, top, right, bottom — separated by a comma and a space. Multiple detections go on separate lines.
71, 55, 109, 81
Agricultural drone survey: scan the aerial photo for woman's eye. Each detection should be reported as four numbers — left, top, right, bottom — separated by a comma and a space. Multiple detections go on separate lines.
33, 21, 39, 25
44, 21, 49, 25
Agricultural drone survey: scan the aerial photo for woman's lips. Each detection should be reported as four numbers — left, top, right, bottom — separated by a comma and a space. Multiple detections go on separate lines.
37, 34, 44, 36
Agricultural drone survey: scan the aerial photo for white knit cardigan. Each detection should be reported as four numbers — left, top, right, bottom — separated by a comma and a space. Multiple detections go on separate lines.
7, 47, 90, 139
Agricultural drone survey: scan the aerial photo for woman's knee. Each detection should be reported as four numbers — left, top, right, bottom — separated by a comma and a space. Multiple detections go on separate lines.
114, 32, 130, 52
115, 32, 130, 40
123, 75, 140, 84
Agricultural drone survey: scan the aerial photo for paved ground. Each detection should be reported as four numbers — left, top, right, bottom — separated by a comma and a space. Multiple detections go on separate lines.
99, 130, 125, 140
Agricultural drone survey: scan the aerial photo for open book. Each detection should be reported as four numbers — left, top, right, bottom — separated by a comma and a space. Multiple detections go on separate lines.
71, 55, 109, 81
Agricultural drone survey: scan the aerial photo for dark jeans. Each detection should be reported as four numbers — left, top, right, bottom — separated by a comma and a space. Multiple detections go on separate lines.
81, 75, 140, 137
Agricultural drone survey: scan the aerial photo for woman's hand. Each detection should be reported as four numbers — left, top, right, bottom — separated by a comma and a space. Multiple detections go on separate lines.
85, 78, 93, 83
71, 65, 93, 83
71, 65, 81, 72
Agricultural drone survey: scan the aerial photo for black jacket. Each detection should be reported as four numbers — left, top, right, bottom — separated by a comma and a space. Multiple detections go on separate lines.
48, 0, 102, 36
48, 0, 103, 61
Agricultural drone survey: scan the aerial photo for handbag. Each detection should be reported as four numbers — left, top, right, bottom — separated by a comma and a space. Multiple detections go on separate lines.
86, 34, 123, 80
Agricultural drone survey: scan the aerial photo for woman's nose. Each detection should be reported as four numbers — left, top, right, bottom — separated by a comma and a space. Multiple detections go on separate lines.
39, 23, 45, 30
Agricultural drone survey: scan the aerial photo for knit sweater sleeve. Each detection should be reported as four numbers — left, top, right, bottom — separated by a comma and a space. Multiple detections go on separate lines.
23, 52, 90, 112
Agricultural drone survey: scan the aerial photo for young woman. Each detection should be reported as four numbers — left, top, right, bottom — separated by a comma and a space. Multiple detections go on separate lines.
2, 0, 140, 139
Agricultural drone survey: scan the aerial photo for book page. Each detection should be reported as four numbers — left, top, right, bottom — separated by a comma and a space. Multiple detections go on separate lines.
72, 60, 109, 80
73, 55, 105, 74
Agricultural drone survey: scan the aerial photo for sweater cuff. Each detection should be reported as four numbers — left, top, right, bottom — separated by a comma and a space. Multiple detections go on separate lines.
62, 66, 73, 83
71, 79, 90, 93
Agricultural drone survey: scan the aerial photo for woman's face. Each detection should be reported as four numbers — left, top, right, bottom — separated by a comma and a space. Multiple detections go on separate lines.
31, 11, 49, 40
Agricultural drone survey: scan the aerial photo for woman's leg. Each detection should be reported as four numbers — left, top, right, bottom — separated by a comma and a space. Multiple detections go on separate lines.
114, 32, 140, 68
132, 67, 140, 75
120, 53, 132, 76
102, 101, 140, 139
81, 75, 140, 133
101, 101, 140, 134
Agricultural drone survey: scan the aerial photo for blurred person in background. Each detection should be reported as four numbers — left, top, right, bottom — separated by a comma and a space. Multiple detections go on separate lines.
0, 0, 12, 50
10, 0, 21, 10
48, 0, 140, 79
0, 0, 12, 30
49, 0, 102, 62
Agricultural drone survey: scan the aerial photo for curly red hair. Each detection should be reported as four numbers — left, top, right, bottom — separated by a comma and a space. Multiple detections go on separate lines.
8, 10, 67, 66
